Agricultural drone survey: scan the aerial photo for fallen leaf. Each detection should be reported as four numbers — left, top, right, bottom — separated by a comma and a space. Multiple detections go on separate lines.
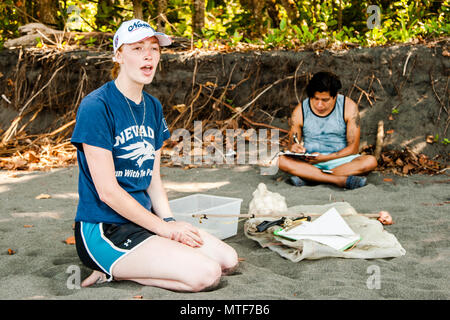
64, 236, 76, 245
204, 81, 217, 87
133, 295, 143, 299
238, 257, 246, 262
381, 154, 391, 163
23, 225, 34, 228
172, 104, 186, 113
402, 163, 414, 174
383, 178, 393, 182
426, 135, 435, 144
388, 115, 394, 121
386, 129, 394, 134
36, 193, 51, 199
24, 151, 40, 163
183, 164, 198, 170
443, 49, 450, 57
10, 157, 27, 170
7, 248, 16, 255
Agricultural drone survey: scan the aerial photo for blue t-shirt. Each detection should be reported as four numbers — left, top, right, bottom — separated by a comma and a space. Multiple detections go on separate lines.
71, 80, 171, 224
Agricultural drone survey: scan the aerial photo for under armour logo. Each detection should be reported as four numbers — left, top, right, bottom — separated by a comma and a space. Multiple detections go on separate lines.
124, 239, 132, 247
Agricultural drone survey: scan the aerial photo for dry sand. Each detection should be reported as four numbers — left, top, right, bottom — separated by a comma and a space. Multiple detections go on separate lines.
0, 164, 449, 300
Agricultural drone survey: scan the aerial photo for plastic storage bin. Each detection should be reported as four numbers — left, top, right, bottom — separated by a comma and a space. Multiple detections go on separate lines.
169, 194, 243, 240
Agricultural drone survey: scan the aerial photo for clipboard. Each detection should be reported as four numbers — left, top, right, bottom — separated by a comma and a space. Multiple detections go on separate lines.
279, 151, 318, 160
273, 207, 361, 251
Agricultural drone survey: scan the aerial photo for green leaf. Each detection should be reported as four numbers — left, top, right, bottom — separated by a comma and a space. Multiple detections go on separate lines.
280, 18, 287, 31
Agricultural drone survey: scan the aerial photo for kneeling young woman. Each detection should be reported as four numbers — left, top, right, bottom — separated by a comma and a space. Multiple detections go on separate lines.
71, 19, 238, 292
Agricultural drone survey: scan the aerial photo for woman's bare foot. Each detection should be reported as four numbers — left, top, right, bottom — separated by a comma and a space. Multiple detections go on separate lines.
81, 270, 108, 287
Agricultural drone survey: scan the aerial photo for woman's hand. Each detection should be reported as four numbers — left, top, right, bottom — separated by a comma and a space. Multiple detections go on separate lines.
160, 220, 204, 248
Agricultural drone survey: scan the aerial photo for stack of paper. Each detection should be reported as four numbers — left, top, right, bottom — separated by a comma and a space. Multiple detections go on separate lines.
274, 207, 361, 251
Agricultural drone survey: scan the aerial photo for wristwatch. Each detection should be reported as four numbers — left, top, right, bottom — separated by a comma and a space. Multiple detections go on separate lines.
163, 217, 176, 222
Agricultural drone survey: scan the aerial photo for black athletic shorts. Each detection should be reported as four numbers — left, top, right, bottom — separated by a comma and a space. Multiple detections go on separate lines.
74, 221, 156, 277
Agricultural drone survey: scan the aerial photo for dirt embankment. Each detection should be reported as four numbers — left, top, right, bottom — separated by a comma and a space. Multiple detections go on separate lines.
0, 39, 449, 162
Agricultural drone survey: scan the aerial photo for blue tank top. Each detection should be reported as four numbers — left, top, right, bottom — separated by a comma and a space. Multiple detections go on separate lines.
301, 94, 347, 154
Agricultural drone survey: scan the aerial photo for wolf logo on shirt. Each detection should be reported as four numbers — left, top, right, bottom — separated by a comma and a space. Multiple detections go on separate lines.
117, 140, 155, 167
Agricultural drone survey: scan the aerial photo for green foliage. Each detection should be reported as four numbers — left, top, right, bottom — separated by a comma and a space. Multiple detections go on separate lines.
434, 134, 450, 145
0, 0, 448, 50
0, 0, 21, 50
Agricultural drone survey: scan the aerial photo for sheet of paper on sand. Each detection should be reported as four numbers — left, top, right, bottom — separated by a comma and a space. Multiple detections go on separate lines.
275, 207, 361, 251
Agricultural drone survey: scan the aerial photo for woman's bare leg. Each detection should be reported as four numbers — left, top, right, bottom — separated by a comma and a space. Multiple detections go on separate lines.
111, 235, 226, 292
80, 229, 239, 290
194, 229, 239, 275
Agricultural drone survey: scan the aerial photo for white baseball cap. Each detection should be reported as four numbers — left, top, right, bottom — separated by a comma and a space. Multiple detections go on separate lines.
112, 19, 172, 57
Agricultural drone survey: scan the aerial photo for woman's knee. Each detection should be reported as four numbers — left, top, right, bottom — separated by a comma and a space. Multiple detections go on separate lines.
221, 245, 239, 273
189, 260, 222, 292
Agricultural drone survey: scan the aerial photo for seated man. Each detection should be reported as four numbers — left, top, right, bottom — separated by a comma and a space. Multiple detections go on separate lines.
278, 71, 377, 189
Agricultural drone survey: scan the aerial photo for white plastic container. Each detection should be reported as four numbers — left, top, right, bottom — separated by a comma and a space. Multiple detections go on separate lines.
169, 194, 243, 240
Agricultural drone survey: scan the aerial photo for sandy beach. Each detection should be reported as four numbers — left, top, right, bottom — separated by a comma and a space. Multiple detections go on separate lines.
0, 164, 449, 300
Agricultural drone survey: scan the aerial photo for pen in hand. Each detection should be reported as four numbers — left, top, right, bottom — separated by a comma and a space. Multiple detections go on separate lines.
292, 133, 308, 155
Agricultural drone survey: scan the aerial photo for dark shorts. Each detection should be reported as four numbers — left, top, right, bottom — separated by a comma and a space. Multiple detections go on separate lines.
74, 221, 156, 277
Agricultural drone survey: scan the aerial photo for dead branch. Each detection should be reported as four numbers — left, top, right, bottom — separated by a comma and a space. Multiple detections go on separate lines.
1, 64, 65, 144
294, 60, 304, 104
347, 68, 361, 99
403, 50, 413, 76
230, 75, 296, 121
430, 72, 449, 122
374, 120, 384, 161
209, 95, 289, 133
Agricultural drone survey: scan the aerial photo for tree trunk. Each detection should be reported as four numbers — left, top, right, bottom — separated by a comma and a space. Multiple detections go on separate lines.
338, 0, 343, 30
192, 0, 205, 35
280, 0, 298, 23
157, 0, 168, 32
266, 1, 280, 28
132, 0, 144, 20
36, 0, 59, 27
240, 0, 266, 36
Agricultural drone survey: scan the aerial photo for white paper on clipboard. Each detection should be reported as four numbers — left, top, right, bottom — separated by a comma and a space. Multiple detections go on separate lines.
275, 207, 361, 251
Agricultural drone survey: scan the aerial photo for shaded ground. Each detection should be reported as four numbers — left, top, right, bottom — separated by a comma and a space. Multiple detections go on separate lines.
0, 164, 449, 300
